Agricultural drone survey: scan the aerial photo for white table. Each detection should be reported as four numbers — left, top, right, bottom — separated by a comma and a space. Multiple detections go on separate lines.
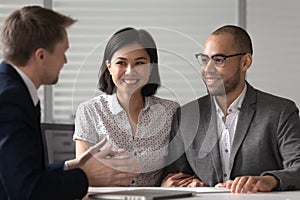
86, 187, 300, 200
191, 191, 300, 200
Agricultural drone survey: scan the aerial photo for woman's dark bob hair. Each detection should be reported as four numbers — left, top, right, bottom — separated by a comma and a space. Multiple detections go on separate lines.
98, 27, 160, 96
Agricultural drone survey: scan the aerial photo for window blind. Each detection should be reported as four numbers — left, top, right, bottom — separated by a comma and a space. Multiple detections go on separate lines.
52, 0, 236, 123
7, 1, 300, 123
0, 0, 45, 120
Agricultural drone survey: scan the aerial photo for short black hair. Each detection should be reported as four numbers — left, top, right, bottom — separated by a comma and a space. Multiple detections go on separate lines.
212, 25, 253, 55
98, 27, 160, 96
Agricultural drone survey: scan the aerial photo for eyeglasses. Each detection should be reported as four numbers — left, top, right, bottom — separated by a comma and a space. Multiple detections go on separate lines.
195, 53, 247, 68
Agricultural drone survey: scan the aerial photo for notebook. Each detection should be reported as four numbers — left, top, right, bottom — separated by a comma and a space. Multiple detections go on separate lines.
88, 188, 194, 200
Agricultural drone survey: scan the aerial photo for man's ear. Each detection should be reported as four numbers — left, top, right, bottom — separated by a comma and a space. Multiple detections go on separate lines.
35, 48, 45, 61
241, 53, 252, 72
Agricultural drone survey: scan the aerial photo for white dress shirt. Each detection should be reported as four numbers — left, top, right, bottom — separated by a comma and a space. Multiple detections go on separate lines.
214, 84, 247, 182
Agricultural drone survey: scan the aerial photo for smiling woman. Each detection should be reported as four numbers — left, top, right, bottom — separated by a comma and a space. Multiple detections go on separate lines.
73, 27, 179, 187
106, 42, 152, 100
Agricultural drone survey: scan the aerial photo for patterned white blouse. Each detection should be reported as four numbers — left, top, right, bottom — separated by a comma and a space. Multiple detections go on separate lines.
73, 93, 179, 186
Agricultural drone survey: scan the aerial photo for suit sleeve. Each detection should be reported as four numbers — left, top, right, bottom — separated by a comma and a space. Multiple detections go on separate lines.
261, 101, 300, 190
0, 88, 88, 200
158, 107, 194, 185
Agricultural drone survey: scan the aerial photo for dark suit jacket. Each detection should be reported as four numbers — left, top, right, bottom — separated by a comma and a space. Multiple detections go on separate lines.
165, 82, 300, 190
0, 61, 88, 200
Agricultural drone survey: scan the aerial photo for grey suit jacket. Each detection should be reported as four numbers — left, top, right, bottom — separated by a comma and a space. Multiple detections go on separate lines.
165, 83, 300, 190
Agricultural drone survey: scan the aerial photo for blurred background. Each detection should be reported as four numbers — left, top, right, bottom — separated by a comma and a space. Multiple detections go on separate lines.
1, 0, 299, 124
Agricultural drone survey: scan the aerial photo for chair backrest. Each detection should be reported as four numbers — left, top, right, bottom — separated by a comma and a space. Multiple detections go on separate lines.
41, 123, 75, 164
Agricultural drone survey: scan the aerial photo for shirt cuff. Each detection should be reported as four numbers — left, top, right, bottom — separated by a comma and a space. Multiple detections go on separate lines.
63, 160, 69, 171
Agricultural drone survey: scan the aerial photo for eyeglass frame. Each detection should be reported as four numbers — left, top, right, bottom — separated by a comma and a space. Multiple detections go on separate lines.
195, 52, 247, 68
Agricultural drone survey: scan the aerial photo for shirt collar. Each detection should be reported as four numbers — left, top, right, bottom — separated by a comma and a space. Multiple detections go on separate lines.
109, 93, 152, 115
11, 65, 39, 106
214, 83, 247, 117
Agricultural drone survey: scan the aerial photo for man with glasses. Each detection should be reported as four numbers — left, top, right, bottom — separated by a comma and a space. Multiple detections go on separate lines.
161, 25, 300, 193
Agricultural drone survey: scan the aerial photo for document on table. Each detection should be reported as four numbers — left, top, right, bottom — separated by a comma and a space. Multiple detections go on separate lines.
88, 186, 230, 194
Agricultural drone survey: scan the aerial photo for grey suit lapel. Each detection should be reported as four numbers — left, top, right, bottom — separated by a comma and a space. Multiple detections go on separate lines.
229, 83, 256, 173
199, 96, 223, 182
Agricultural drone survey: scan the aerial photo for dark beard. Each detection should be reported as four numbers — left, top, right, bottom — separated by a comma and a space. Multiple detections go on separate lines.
206, 65, 241, 97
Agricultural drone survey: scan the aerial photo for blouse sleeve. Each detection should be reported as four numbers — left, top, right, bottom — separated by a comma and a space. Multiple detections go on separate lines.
73, 102, 99, 144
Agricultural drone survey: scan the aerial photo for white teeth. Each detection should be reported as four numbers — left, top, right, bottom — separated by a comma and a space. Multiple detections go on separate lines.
206, 78, 220, 85
123, 79, 138, 84
206, 78, 216, 82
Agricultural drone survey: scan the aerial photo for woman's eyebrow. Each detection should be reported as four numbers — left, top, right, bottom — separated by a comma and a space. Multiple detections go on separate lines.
134, 57, 148, 61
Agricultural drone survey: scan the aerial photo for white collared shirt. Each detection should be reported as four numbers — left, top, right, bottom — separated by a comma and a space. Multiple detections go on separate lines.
73, 93, 179, 186
11, 65, 39, 106
213, 84, 247, 181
